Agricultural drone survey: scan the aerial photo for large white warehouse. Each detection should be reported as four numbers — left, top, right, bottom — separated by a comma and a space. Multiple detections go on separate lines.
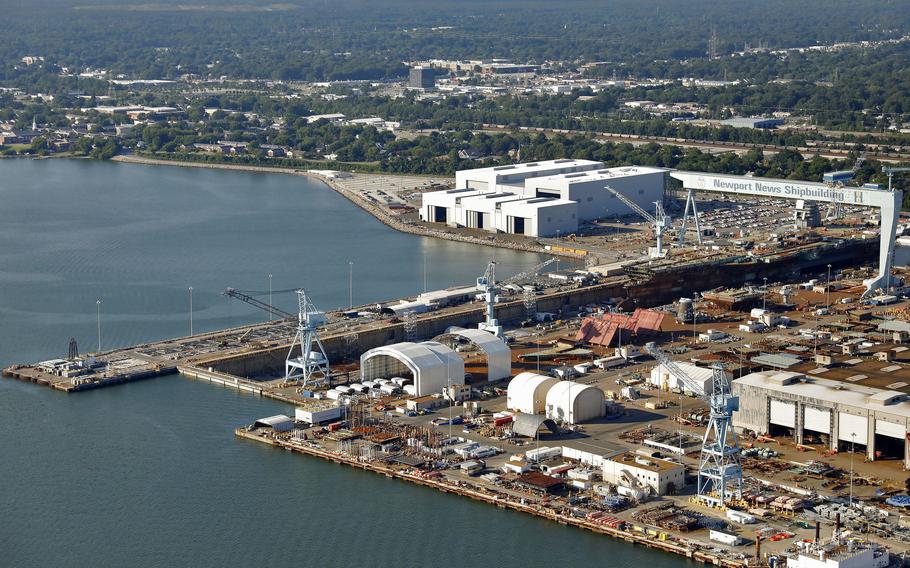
525, 166, 668, 222
545, 381, 606, 424
360, 341, 464, 396
455, 159, 602, 192
507, 372, 560, 415
733, 371, 910, 467
421, 161, 670, 237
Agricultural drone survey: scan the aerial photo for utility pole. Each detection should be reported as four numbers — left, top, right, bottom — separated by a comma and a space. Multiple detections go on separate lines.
826, 264, 832, 312
423, 253, 427, 293
96, 299, 102, 353
762, 277, 768, 312
188, 286, 194, 336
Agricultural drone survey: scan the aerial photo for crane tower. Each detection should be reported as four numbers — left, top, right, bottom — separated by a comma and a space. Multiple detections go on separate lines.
645, 342, 742, 508
604, 184, 671, 258
285, 289, 330, 386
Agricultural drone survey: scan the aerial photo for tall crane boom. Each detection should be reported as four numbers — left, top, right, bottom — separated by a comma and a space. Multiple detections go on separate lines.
604, 184, 671, 258
645, 342, 742, 508
475, 258, 557, 339
223, 288, 295, 320
501, 257, 557, 286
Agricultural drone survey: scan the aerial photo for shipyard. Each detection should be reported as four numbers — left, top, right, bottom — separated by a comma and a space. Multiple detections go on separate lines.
5, 158, 910, 568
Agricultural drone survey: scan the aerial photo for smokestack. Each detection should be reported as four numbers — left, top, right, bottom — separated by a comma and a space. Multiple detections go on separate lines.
835, 512, 841, 535
815, 521, 820, 544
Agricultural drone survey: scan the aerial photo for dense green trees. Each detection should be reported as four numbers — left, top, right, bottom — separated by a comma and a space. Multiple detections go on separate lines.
2, 0, 908, 83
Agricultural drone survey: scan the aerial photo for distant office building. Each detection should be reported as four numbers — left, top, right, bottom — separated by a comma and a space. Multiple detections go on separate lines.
721, 117, 785, 129
823, 170, 856, 184
408, 67, 435, 90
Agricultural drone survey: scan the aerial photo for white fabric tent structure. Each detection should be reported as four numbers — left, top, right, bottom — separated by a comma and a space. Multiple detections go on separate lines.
435, 327, 512, 381
545, 381, 605, 424
360, 341, 464, 396
507, 372, 560, 415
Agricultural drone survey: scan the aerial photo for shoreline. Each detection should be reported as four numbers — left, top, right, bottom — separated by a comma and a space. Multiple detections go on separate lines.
111, 154, 575, 258
236, 427, 743, 568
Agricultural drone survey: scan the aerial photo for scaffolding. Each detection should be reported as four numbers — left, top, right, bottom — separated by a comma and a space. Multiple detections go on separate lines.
403, 311, 418, 342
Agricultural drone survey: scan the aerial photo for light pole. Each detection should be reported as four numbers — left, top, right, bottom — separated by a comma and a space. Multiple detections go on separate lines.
96, 299, 102, 353
692, 294, 697, 342
423, 253, 427, 293
348, 261, 354, 309
826, 264, 832, 312
814, 312, 819, 356
849, 432, 856, 507
268, 273, 273, 321
188, 286, 194, 336
762, 277, 768, 312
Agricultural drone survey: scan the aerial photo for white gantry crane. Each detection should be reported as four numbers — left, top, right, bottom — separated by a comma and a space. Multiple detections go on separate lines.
604, 184, 671, 258
476, 258, 557, 338
678, 188, 703, 246
644, 342, 742, 508
285, 289, 330, 386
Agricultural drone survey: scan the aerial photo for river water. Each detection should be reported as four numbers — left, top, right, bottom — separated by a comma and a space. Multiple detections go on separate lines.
0, 159, 690, 567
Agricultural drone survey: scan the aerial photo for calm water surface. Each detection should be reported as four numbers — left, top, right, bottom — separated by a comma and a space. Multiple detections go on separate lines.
0, 159, 691, 568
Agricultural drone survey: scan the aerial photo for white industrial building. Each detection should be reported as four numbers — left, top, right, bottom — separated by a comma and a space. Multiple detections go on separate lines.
359, 341, 464, 396
455, 159, 603, 192
649, 361, 731, 395
545, 381, 606, 424
525, 166, 668, 222
602, 452, 686, 496
732, 371, 910, 467
420, 160, 669, 237
295, 404, 342, 425
507, 372, 560, 415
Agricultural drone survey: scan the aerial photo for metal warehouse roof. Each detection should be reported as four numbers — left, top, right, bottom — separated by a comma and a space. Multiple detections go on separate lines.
254, 414, 294, 432
879, 320, 910, 333
512, 413, 560, 438
735, 371, 910, 417
751, 353, 803, 369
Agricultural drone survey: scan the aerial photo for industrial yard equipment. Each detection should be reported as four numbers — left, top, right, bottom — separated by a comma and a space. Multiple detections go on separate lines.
644, 342, 742, 508
476, 258, 557, 338
882, 165, 910, 192
223, 287, 295, 320
604, 184, 671, 258
678, 188, 703, 246
285, 289, 330, 386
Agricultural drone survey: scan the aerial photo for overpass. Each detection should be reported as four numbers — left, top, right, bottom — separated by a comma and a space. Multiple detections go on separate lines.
670, 171, 903, 297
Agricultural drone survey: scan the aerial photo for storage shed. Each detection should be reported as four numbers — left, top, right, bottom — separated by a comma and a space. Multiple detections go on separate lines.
254, 414, 294, 433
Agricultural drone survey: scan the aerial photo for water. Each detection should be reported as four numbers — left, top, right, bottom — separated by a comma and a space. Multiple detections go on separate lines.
0, 159, 688, 568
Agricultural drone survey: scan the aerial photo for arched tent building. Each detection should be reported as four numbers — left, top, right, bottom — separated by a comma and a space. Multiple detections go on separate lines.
545, 381, 605, 425
434, 327, 512, 382
507, 372, 560, 415
360, 341, 464, 397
